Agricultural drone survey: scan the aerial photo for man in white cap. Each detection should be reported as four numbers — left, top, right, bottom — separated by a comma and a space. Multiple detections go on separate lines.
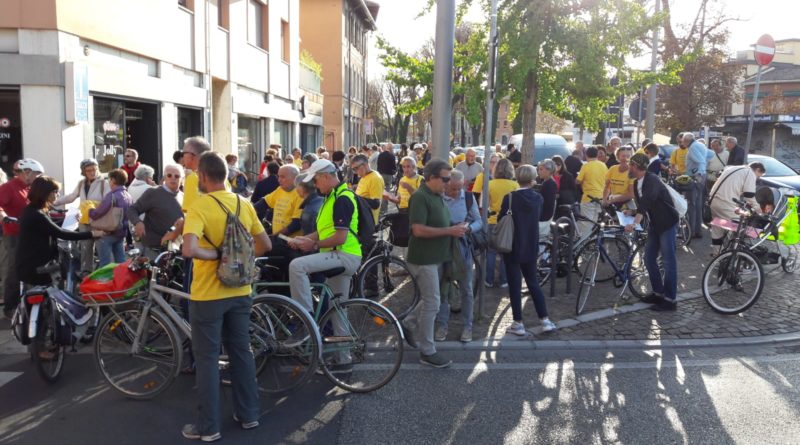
0, 158, 44, 317
287, 159, 363, 373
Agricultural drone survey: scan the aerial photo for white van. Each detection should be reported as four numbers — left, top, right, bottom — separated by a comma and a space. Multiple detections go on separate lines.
507, 133, 571, 163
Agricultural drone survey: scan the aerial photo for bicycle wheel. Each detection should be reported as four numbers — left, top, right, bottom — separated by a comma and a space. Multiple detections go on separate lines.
576, 249, 600, 315
94, 308, 182, 400
627, 244, 664, 300
702, 250, 764, 314
356, 255, 419, 320
318, 298, 404, 393
575, 235, 630, 283
31, 299, 67, 383
251, 294, 321, 395
676, 216, 692, 248
537, 241, 553, 286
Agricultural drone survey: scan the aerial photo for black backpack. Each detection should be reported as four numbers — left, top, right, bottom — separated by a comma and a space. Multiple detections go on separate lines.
334, 187, 376, 247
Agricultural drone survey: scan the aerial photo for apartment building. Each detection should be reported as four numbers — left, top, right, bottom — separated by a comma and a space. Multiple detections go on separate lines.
0, 0, 323, 185
300, 0, 378, 150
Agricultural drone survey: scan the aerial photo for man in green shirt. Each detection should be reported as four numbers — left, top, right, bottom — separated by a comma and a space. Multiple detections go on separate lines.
405, 158, 468, 368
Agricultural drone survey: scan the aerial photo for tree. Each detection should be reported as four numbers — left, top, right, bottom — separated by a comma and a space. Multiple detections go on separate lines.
654, 0, 744, 140
488, 0, 677, 164
536, 110, 567, 134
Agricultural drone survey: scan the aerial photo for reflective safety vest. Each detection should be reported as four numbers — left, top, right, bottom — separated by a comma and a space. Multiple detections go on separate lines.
316, 183, 362, 256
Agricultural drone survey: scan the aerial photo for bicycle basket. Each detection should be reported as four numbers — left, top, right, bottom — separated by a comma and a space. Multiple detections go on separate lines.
80, 261, 148, 303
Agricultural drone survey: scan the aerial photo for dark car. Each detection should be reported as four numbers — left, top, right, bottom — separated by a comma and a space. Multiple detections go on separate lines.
748, 154, 800, 192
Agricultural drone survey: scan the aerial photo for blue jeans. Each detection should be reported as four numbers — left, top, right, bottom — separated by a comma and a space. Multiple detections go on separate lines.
190, 296, 260, 435
503, 256, 549, 322
687, 174, 706, 234
436, 245, 475, 330
97, 235, 125, 267
645, 225, 678, 301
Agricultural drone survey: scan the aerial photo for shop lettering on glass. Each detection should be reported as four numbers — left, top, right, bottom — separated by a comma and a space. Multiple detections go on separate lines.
93, 121, 121, 157
0, 118, 10, 140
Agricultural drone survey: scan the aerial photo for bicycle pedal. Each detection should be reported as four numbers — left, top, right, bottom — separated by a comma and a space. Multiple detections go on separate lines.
323, 336, 352, 343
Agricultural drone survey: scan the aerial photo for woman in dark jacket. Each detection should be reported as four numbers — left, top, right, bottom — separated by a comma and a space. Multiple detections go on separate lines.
552, 155, 578, 207
499, 165, 557, 336
17, 177, 101, 285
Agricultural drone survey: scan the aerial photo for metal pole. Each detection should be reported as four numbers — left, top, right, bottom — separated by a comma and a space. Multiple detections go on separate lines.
744, 64, 764, 157
432, 0, 456, 160
477, 0, 499, 319
645, 0, 660, 140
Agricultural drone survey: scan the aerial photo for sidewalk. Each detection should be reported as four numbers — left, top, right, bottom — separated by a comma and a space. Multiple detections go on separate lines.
436, 239, 800, 345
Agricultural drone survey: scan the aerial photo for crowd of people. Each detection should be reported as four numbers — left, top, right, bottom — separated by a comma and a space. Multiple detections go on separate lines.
0, 132, 779, 441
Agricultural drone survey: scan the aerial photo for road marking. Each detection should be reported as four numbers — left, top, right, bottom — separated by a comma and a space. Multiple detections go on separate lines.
0, 372, 22, 388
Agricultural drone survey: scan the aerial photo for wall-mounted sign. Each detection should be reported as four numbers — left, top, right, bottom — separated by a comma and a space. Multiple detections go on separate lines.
65, 62, 89, 124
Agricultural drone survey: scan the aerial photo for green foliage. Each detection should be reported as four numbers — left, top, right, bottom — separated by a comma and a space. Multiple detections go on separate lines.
299, 49, 323, 80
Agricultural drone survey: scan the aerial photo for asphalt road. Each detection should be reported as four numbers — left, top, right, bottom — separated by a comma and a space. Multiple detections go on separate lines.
1, 342, 800, 445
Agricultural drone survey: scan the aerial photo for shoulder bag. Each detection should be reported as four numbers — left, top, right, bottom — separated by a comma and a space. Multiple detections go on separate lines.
90, 192, 124, 232
490, 192, 515, 254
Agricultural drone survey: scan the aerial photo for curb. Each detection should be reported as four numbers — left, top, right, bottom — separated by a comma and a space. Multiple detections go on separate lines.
432, 331, 800, 352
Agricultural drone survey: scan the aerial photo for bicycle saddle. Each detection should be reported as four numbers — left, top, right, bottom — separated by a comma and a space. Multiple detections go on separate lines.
319, 267, 346, 278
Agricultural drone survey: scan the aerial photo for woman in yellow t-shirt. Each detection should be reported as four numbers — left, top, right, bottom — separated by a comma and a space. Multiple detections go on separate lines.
485, 158, 518, 287
385, 157, 422, 211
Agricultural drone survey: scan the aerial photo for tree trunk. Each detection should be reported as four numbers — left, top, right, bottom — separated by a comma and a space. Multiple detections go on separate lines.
521, 70, 539, 165
399, 115, 411, 143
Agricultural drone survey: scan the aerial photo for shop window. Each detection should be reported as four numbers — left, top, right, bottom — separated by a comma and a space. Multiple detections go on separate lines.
238, 117, 261, 179
248, 0, 269, 50
0, 90, 22, 174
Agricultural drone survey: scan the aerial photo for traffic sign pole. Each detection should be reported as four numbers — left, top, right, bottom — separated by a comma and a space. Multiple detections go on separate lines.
745, 34, 775, 157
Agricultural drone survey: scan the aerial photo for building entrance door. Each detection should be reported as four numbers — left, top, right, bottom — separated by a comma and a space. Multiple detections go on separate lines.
93, 97, 161, 176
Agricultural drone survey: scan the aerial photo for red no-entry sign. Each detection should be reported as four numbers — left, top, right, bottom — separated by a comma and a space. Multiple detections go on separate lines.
755, 34, 775, 66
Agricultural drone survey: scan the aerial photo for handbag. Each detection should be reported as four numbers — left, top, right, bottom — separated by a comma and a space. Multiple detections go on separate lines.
490, 192, 515, 254
90, 193, 124, 232
464, 191, 489, 252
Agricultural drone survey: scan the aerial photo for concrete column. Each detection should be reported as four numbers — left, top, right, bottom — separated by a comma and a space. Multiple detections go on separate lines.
161, 102, 178, 169
211, 79, 232, 153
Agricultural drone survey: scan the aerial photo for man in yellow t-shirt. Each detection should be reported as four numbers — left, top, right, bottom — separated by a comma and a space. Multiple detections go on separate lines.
352, 154, 384, 223
576, 146, 609, 238
670, 134, 688, 175
181, 151, 270, 440
262, 164, 303, 236
603, 146, 635, 209
180, 136, 212, 213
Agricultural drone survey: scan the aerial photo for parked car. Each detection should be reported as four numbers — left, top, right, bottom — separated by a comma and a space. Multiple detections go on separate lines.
506, 133, 571, 164
748, 154, 800, 192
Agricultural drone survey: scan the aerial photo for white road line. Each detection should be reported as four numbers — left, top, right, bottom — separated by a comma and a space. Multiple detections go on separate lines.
0, 371, 22, 388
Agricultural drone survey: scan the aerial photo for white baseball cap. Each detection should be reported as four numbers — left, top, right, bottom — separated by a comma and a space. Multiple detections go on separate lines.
18, 158, 45, 173
302, 159, 337, 183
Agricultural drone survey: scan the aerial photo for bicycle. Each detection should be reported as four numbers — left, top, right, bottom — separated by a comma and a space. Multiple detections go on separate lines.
93, 251, 321, 400
700, 196, 796, 314
576, 224, 652, 315
353, 214, 420, 320
252, 260, 405, 394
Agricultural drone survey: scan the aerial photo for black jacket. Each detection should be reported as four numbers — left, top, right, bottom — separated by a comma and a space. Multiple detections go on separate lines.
251, 175, 279, 204
728, 145, 746, 166
377, 151, 397, 175
499, 188, 542, 263
556, 171, 578, 205
17, 205, 92, 285
565, 155, 583, 178
633, 172, 679, 235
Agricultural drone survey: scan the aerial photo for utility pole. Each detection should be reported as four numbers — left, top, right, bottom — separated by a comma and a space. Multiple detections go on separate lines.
645, 0, 660, 140
477, 0, 499, 319
432, 0, 456, 160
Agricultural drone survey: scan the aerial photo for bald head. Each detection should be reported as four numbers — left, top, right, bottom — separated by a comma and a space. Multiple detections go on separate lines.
278, 164, 300, 191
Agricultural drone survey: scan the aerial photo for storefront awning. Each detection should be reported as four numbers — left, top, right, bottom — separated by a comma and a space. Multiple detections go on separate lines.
777, 123, 800, 136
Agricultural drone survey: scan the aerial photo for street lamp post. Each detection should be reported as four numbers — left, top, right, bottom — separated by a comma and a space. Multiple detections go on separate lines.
432, 0, 456, 160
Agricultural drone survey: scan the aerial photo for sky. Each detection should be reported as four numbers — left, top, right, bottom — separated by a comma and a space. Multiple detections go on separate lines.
367, 0, 800, 80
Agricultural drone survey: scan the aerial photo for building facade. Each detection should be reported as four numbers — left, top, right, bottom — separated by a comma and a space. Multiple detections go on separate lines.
0, 0, 323, 186
300, 0, 377, 151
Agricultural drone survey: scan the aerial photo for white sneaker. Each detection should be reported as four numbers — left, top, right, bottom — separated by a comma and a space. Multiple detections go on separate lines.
541, 319, 557, 333
505, 321, 526, 336
434, 326, 447, 342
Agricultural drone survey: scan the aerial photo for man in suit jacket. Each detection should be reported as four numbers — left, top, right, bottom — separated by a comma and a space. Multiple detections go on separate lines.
627, 153, 679, 312
726, 136, 746, 166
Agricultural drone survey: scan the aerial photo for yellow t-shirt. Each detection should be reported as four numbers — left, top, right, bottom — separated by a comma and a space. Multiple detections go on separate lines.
473, 172, 486, 195
635, 147, 646, 156
398, 175, 422, 209
456, 153, 466, 164
265, 187, 303, 236
293, 158, 303, 167
605, 165, 634, 196
670, 147, 688, 174
183, 191, 265, 301
355, 170, 384, 223
182, 171, 199, 213
488, 178, 519, 224
576, 160, 608, 203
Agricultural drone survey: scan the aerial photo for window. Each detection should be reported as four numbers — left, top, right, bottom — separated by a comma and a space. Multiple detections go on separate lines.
281, 20, 289, 62
178, 0, 194, 10
217, 0, 229, 30
248, 0, 268, 50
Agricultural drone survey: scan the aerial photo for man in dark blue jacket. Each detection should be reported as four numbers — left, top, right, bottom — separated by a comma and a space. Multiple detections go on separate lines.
626, 153, 678, 311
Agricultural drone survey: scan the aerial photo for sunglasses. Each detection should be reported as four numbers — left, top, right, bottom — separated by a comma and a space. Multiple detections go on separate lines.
165, 173, 181, 179
437, 176, 451, 183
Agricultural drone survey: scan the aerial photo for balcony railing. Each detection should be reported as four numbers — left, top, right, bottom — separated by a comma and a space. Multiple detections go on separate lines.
300, 62, 321, 94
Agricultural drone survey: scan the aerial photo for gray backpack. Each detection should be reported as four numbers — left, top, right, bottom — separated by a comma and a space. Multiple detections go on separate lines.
203, 195, 257, 287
